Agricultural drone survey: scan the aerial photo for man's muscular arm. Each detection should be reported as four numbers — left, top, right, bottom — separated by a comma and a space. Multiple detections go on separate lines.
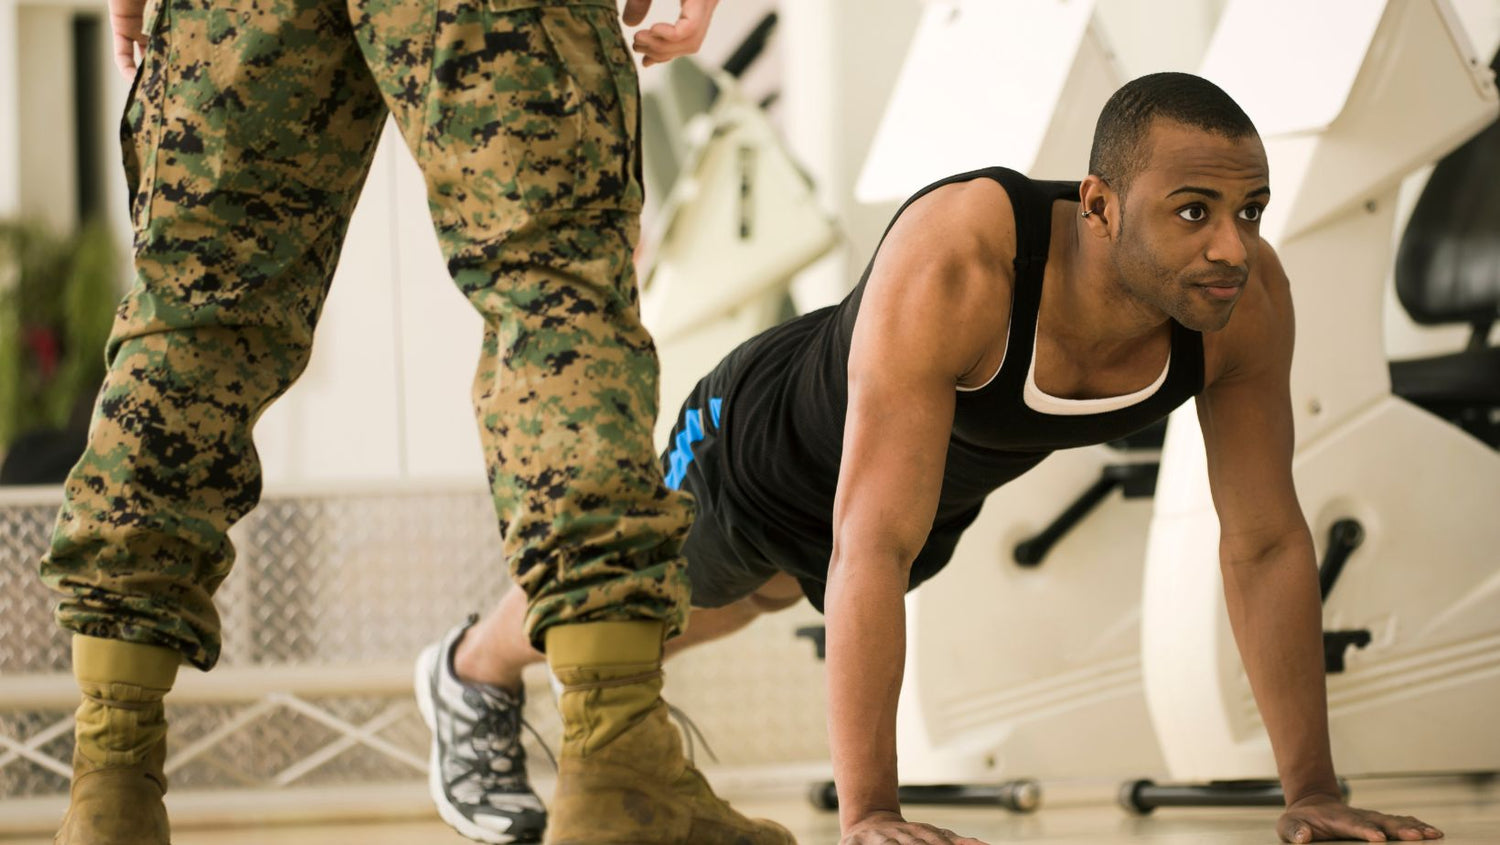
1198, 244, 1443, 843
826, 182, 1008, 845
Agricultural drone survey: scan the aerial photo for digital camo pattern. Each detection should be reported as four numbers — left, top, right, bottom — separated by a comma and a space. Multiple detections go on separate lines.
42, 0, 691, 670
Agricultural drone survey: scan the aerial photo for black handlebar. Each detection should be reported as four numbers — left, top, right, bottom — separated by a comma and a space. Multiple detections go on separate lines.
722, 12, 778, 78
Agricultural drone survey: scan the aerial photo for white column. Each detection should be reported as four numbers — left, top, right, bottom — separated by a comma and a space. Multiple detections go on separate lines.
780, 0, 922, 308
15, 4, 79, 232
0, 0, 19, 216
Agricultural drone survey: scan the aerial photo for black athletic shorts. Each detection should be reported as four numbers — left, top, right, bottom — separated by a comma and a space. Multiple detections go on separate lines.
659, 371, 785, 609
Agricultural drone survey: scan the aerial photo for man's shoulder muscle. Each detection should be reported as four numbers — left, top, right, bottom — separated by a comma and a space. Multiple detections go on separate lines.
870, 179, 1017, 303
891, 177, 1019, 268
859, 178, 1018, 386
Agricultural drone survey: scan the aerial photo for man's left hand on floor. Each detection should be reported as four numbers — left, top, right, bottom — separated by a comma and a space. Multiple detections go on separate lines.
1279, 795, 1443, 842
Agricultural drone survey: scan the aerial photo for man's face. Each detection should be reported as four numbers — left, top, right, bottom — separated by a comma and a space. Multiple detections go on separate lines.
1109, 120, 1270, 332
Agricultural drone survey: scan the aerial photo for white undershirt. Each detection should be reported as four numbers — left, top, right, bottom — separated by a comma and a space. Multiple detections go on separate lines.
1023, 334, 1171, 416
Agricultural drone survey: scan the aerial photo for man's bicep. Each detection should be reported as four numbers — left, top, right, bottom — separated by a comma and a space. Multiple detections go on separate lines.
830, 183, 1005, 568
832, 340, 958, 570
1197, 356, 1306, 559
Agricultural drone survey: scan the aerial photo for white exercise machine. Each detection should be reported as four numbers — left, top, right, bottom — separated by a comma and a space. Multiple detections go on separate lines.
639, 15, 838, 447
1131, 0, 1500, 812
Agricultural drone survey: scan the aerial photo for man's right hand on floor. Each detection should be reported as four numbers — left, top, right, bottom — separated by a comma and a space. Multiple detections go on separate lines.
840, 810, 989, 845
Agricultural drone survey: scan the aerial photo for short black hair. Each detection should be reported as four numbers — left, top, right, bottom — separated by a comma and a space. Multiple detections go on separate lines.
1088, 72, 1258, 194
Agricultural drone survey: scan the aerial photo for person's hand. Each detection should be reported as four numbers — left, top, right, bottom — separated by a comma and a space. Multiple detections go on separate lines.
840, 810, 989, 845
1278, 794, 1444, 842
621, 0, 720, 67
109, 0, 150, 78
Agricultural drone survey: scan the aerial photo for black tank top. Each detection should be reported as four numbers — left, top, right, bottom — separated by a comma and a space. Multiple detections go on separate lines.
713, 167, 1206, 609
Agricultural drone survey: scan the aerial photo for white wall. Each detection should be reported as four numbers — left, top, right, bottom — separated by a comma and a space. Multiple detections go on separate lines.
0, 0, 21, 216
253, 124, 424, 485
3, 0, 133, 253
15, 7, 78, 233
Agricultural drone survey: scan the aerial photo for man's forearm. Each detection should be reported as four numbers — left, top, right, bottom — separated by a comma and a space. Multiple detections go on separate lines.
823, 554, 909, 831
1220, 534, 1340, 803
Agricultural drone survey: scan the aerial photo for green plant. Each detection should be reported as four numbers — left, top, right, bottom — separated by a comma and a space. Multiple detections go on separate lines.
0, 218, 120, 452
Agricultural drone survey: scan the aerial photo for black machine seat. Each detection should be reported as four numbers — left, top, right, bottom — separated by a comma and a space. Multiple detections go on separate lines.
1388, 49, 1500, 447
1391, 346, 1500, 412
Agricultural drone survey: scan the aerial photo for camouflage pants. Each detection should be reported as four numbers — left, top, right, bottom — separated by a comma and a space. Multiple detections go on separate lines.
40, 0, 694, 670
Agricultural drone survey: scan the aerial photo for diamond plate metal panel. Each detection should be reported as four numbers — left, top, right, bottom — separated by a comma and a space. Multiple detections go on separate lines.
0, 710, 72, 797
218, 489, 508, 666
662, 604, 831, 766
1, 488, 510, 671
0, 501, 72, 673
2, 485, 829, 807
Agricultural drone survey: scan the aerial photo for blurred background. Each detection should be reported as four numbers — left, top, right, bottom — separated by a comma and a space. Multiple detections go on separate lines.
2, 0, 1499, 840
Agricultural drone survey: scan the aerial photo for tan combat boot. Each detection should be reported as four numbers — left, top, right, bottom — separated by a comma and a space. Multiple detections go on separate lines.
543, 621, 795, 845
56, 635, 178, 845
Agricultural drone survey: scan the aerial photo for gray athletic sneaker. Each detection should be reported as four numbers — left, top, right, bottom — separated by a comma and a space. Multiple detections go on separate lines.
415, 618, 548, 844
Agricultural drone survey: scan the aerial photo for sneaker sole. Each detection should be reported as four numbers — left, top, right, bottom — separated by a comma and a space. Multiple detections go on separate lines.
414, 644, 532, 845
